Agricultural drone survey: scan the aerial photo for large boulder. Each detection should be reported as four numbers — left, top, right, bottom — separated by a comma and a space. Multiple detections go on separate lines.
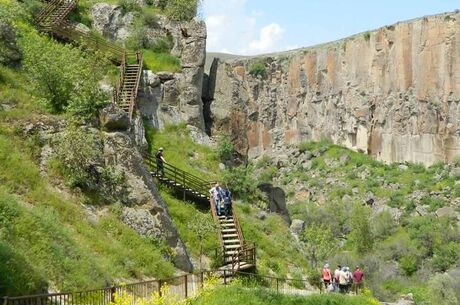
258, 183, 291, 224
91, 3, 134, 41
100, 104, 130, 131
103, 131, 193, 272
0, 22, 21, 65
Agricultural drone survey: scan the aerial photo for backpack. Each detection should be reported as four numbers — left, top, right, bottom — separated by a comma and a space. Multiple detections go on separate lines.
155, 151, 162, 160
223, 190, 231, 204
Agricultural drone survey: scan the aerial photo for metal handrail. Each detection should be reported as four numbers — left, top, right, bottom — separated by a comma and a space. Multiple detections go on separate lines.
143, 153, 213, 198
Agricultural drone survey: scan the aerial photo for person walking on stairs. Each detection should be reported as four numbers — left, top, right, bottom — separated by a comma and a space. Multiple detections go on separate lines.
209, 183, 223, 215
222, 187, 232, 218
155, 147, 167, 176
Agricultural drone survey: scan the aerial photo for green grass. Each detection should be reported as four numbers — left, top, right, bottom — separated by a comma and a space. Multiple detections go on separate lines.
159, 190, 219, 261
145, 124, 220, 180
142, 49, 181, 72
190, 285, 379, 305
236, 204, 309, 278
0, 132, 174, 296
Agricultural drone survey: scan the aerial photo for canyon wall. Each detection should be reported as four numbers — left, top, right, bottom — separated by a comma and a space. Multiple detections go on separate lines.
206, 12, 460, 165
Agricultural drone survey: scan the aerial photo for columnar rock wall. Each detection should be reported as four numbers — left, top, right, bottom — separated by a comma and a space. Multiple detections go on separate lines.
208, 12, 460, 165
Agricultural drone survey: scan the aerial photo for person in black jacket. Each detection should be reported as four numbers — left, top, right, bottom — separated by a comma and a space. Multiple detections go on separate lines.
155, 147, 167, 176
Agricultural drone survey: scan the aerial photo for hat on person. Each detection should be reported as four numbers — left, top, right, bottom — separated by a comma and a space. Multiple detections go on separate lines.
159, 147, 164, 151
324, 263, 329, 268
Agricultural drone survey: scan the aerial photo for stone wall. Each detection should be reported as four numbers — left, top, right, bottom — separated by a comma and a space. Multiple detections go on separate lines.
207, 12, 460, 165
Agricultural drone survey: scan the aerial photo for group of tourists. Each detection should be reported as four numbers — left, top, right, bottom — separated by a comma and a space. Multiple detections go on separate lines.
209, 183, 233, 218
155, 148, 233, 218
322, 264, 364, 294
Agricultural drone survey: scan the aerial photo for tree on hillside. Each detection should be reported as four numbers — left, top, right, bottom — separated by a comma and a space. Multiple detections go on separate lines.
20, 32, 108, 118
348, 203, 373, 254
301, 224, 337, 268
187, 213, 216, 270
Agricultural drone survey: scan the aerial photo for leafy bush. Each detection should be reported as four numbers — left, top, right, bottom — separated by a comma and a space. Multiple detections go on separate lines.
162, 0, 199, 21
118, 0, 142, 13
20, 32, 108, 117
348, 203, 373, 254
150, 35, 174, 53
0, 21, 21, 66
363, 32, 371, 41
431, 242, 460, 272
399, 254, 418, 276
222, 165, 263, 203
143, 11, 160, 28
52, 125, 124, 196
428, 274, 459, 305
249, 62, 266, 78
216, 133, 234, 162
301, 224, 337, 268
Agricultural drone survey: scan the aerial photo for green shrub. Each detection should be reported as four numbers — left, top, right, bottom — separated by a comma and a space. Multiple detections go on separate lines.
20, 32, 108, 117
222, 165, 263, 203
363, 32, 371, 41
52, 125, 124, 195
143, 11, 160, 28
118, 0, 142, 13
399, 254, 418, 276
432, 242, 460, 272
142, 49, 181, 72
149, 35, 174, 53
249, 62, 266, 78
428, 274, 459, 305
162, 0, 198, 21
348, 203, 373, 254
216, 133, 234, 162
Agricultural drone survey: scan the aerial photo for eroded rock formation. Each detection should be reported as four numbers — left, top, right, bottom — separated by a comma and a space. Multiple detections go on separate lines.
207, 12, 460, 165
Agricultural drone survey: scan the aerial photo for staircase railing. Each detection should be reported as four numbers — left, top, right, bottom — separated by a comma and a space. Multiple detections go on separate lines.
231, 241, 256, 272
143, 153, 212, 198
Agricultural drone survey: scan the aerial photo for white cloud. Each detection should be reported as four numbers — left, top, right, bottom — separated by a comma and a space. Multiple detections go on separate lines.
247, 23, 285, 53
203, 0, 287, 55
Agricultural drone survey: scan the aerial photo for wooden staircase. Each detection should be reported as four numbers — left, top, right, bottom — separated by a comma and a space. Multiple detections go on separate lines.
144, 153, 210, 201
210, 197, 256, 272
143, 152, 256, 272
35, 0, 142, 121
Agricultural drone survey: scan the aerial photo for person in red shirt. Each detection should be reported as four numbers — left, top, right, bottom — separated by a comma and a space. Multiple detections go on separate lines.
353, 266, 364, 294
322, 263, 332, 291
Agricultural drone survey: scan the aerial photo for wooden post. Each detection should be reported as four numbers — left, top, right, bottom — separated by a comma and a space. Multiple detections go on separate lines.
223, 270, 227, 284
3, 296, 9, 305
158, 280, 163, 297
276, 278, 279, 294
110, 287, 116, 303
200, 272, 204, 290
184, 275, 188, 298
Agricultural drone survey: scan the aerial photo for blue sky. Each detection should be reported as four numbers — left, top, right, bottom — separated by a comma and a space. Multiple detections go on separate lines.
202, 0, 459, 55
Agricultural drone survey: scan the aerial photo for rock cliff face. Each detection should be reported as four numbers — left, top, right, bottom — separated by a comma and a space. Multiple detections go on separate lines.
207, 12, 460, 165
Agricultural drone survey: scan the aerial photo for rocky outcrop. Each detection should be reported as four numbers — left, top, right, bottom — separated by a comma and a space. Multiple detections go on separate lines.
258, 183, 290, 224
100, 104, 130, 131
138, 18, 207, 130
207, 12, 460, 165
103, 131, 193, 272
91, 3, 207, 131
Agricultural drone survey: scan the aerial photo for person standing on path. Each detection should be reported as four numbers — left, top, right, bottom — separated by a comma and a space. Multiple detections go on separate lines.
322, 263, 332, 290
333, 265, 342, 292
155, 147, 167, 176
339, 266, 348, 293
353, 266, 364, 294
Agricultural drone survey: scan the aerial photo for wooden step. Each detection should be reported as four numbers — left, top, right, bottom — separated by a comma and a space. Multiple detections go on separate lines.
221, 228, 237, 233
223, 239, 240, 244
222, 233, 238, 238
224, 250, 239, 255
220, 223, 235, 227
224, 244, 241, 250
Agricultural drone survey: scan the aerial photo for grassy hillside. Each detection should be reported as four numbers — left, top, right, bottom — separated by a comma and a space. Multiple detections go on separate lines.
0, 0, 176, 296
